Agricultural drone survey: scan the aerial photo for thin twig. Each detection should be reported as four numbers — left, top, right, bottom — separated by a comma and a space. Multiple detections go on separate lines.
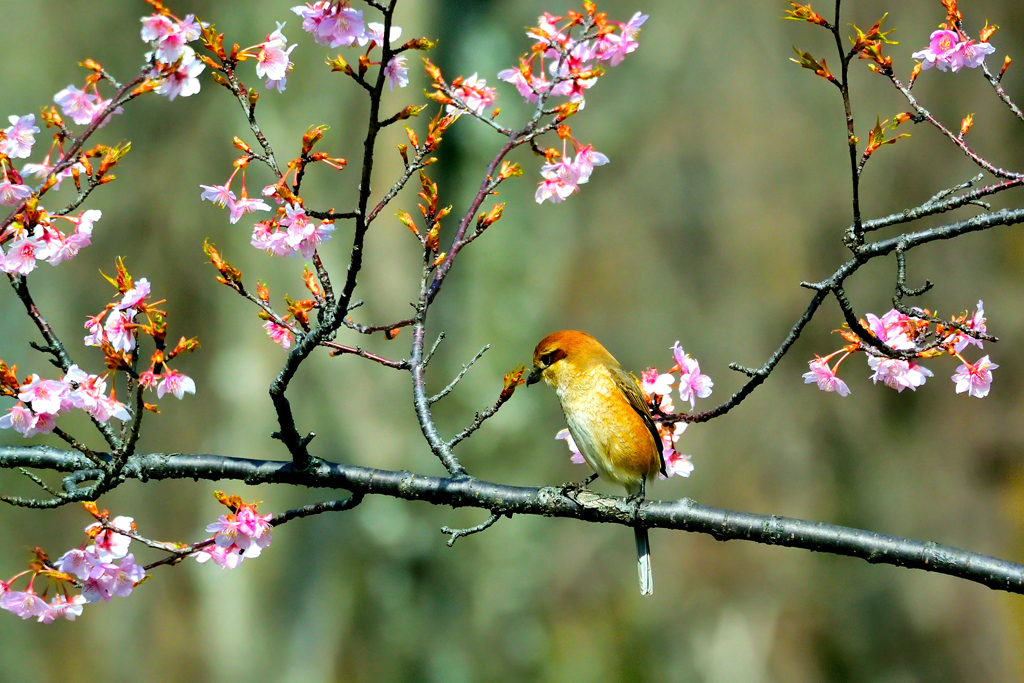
429, 345, 489, 404
441, 512, 501, 546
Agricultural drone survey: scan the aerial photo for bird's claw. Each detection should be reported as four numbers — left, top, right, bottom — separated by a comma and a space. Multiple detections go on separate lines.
559, 473, 598, 499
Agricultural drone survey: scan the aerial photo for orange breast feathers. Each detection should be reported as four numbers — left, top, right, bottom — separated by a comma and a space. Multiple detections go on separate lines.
528, 330, 665, 493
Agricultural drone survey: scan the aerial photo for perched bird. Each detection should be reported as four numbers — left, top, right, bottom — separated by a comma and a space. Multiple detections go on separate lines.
527, 330, 665, 596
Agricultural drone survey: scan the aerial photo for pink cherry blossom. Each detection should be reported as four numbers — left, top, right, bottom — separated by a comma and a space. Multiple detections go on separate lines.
556, 428, 586, 465
17, 374, 68, 415
574, 145, 608, 180
447, 73, 498, 115
81, 560, 119, 603
251, 222, 292, 256
140, 14, 176, 45
366, 21, 402, 46
87, 516, 134, 562
256, 23, 297, 88
802, 357, 851, 396
864, 309, 915, 350
44, 218, 94, 265
948, 300, 987, 353
56, 547, 94, 580
0, 590, 48, 620
384, 56, 409, 91
118, 277, 151, 310
1, 114, 40, 159
1, 235, 45, 274
663, 449, 694, 478
83, 314, 105, 346
148, 14, 201, 63
21, 160, 85, 190
0, 173, 32, 206
156, 369, 196, 399
104, 309, 136, 353
672, 342, 713, 408
641, 368, 674, 396
535, 171, 579, 204
53, 84, 99, 125
949, 39, 996, 72
154, 47, 205, 101
596, 12, 647, 66
204, 506, 273, 563
0, 403, 41, 436
200, 183, 237, 208
289, 220, 335, 259
194, 543, 243, 569
229, 195, 272, 224
292, 2, 366, 48
952, 355, 997, 398
139, 370, 159, 389
41, 594, 86, 623
535, 157, 581, 204
107, 554, 146, 598
236, 506, 273, 542
912, 30, 995, 72
867, 356, 933, 392
264, 321, 295, 348
89, 391, 131, 423
911, 30, 960, 71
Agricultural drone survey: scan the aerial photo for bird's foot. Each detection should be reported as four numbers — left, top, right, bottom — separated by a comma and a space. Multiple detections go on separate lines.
559, 473, 598, 499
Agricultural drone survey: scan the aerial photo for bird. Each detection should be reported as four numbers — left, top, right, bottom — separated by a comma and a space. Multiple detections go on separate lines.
527, 330, 665, 596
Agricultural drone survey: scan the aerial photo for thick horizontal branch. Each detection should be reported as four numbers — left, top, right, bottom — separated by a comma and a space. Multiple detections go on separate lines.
2, 446, 1022, 594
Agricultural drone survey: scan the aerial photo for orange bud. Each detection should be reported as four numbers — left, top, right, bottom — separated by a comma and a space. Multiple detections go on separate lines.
500, 365, 526, 400
256, 281, 270, 303
302, 125, 327, 155
327, 55, 354, 75
423, 58, 443, 83
1001, 56, 1011, 77
385, 328, 401, 340
910, 61, 922, 84
783, 3, 828, 26
960, 113, 974, 137
302, 266, 324, 298
980, 21, 998, 43
203, 239, 243, 285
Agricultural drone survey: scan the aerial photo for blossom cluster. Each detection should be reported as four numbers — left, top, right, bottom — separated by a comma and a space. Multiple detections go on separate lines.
495, 9, 645, 204
141, 11, 206, 101
911, 28, 995, 73
556, 341, 712, 479
0, 363, 131, 437
195, 498, 274, 569
292, 2, 410, 91
0, 514, 142, 623
535, 135, 609, 204
803, 302, 996, 398
0, 267, 196, 437
0, 205, 98, 275
0, 495, 273, 624
498, 11, 646, 108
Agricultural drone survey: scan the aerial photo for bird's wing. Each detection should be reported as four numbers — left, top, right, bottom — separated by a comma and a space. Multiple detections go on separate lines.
610, 366, 666, 476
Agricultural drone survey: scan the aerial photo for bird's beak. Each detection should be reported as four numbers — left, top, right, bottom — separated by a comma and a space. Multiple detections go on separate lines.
526, 367, 542, 386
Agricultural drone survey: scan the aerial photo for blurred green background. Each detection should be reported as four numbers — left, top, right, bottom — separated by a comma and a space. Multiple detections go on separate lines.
3, 0, 1024, 681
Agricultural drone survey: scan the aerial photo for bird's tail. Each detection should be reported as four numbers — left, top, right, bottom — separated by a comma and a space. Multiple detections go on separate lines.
634, 525, 653, 596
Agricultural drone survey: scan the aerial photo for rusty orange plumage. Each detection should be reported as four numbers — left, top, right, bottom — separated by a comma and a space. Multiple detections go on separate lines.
527, 330, 664, 595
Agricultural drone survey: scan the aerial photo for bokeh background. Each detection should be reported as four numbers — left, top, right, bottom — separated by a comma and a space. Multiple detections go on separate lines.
3, 1, 1024, 681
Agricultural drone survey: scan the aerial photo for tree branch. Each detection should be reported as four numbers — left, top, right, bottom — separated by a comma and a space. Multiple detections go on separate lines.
2, 445, 1021, 593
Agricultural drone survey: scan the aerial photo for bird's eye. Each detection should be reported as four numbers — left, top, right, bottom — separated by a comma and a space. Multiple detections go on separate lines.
540, 349, 564, 367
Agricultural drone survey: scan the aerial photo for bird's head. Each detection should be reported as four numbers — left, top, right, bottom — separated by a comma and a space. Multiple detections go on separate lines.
527, 330, 614, 388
